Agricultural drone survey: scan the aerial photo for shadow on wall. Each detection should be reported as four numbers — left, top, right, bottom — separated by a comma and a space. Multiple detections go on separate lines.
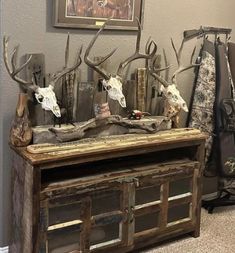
2, 113, 13, 245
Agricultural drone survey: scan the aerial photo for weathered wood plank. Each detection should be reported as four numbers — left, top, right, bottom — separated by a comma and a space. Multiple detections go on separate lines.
147, 54, 164, 116
191, 148, 204, 238
122, 182, 135, 247
134, 219, 193, 243
134, 202, 161, 217
24, 54, 46, 126
60, 70, 79, 124
92, 57, 108, 118
136, 68, 147, 112
80, 197, 92, 252
160, 182, 169, 229
77, 81, 94, 122
108, 99, 120, 116
91, 211, 123, 227
28, 128, 200, 154
41, 161, 198, 196
39, 201, 48, 253
168, 194, 192, 208
124, 80, 137, 113
10, 154, 36, 253
10, 129, 206, 168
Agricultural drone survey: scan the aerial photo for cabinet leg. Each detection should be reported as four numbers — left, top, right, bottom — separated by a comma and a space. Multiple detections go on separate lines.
190, 229, 200, 238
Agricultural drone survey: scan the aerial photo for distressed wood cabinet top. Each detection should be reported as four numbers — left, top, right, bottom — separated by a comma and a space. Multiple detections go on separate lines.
10, 128, 206, 168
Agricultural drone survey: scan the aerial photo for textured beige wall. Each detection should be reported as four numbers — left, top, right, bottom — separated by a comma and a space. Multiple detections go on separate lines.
1, 0, 235, 246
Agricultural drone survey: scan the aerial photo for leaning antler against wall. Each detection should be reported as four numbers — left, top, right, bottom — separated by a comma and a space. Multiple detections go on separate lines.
84, 18, 157, 108
149, 38, 200, 126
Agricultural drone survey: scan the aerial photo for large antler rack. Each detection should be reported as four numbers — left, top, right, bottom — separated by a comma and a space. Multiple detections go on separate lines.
148, 37, 200, 115
84, 18, 157, 80
3, 35, 83, 92
116, 18, 157, 77
84, 19, 116, 80
148, 37, 200, 87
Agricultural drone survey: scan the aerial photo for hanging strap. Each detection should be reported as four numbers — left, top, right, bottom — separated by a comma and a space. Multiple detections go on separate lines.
215, 42, 235, 178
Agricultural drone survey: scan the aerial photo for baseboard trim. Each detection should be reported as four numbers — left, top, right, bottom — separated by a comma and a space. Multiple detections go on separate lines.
0, 246, 9, 253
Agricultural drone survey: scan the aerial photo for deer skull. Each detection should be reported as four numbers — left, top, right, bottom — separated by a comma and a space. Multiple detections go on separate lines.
35, 85, 61, 117
160, 84, 188, 112
102, 76, 126, 108
84, 18, 156, 110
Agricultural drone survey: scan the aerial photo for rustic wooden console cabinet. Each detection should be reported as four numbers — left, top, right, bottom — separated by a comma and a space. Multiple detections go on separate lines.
10, 128, 206, 253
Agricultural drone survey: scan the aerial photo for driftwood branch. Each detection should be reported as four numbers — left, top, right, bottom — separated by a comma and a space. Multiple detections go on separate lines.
49, 115, 168, 143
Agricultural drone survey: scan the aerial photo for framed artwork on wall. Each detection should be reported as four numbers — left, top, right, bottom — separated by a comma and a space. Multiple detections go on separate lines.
53, 0, 144, 30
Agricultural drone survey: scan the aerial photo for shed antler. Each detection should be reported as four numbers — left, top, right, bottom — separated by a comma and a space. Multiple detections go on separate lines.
84, 18, 157, 107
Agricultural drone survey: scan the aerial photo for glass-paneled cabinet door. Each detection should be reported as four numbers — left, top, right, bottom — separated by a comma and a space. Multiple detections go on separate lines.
40, 185, 128, 252
167, 176, 194, 227
133, 162, 197, 241
39, 199, 83, 253
134, 177, 162, 239
89, 184, 128, 252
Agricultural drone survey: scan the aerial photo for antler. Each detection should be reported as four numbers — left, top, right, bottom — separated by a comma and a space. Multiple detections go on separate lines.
117, 18, 157, 77
84, 18, 157, 80
148, 41, 171, 88
171, 38, 200, 84
3, 36, 38, 92
49, 34, 83, 88
84, 20, 117, 80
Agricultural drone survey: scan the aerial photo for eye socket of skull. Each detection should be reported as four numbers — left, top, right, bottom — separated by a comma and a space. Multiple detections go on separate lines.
37, 95, 43, 103
167, 91, 172, 96
106, 85, 112, 90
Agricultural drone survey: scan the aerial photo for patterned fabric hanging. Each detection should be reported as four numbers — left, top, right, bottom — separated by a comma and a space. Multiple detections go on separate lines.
188, 40, 216, 167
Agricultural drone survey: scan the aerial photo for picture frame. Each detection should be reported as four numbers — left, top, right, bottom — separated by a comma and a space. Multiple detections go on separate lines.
53, 0, 144, 30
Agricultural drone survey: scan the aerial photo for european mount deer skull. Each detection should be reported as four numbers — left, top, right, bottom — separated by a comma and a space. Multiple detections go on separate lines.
84, 18, 157, 108
3, 35, 82, 117
149, 38, 200, 113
